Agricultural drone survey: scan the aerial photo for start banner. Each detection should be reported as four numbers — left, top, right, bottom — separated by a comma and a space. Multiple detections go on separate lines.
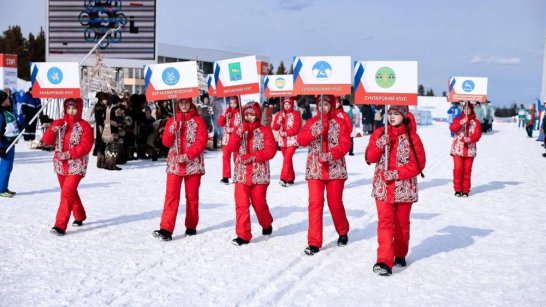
264, 74, 293, 97
214, 55, 260, 97
144, 62, 199, 100
30, 62, 80, 98
448, 76, 488, 102
292, 56, 351, 95
354, 61, 418, 105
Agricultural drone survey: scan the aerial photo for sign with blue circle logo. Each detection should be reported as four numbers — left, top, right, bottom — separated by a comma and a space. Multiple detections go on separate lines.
312, 61, 332, 79
275, 77, 286, 89
462, 80, 475, 92
162, 67, 180, 86
47, 67, 63, 85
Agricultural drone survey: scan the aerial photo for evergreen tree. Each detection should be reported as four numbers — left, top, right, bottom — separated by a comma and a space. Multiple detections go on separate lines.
289, 62, 294, 74
28, 27, 46, 64
442, 91, 447, 97
0, 26, 28, 80
418, 84, 425, 96
425, 89, 435, 96
276, 61, 287, 75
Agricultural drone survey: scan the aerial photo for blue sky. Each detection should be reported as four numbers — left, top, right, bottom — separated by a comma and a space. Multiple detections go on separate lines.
1, 0, 545, 106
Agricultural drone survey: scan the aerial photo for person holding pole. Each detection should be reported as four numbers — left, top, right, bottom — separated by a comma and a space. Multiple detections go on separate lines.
225, 102, 277, 245
449, 101, 482, 197
272, 96, 301, 187
218, 96, 242, 184
297, 95, 352, 256
153, 98, 208, 241
365, 105, 426, 276
42, 98, 94, 235
0, 91, 18, 198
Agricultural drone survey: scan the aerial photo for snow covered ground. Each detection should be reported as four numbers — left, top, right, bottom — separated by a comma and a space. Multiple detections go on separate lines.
1, 121, 545, 306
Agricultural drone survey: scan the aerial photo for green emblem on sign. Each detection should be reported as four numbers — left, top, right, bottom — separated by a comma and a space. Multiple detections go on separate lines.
375, 67, 396, 88
228, 62, 242, 81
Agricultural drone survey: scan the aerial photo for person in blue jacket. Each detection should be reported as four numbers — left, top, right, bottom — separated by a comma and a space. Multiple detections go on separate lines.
447, 102, 462, 137
0, 91, 18, 197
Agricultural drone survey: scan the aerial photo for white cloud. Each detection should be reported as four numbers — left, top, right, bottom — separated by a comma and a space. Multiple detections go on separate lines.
470, 56, 521, 65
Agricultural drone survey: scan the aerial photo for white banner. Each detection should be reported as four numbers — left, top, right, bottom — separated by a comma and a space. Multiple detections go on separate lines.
214, 55, 260, 97
144, 61, 199, 100
30, 62, 80, 98
293, 56, 352, 95
264, 74, 293, 97
448, 76, 488, 102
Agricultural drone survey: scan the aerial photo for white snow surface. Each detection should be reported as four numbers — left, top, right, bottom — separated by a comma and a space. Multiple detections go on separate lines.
1, 122, 545, 306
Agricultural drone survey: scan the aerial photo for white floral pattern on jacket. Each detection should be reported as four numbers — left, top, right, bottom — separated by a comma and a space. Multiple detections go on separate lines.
233, 128, 271, 185
53, 122, 89, 176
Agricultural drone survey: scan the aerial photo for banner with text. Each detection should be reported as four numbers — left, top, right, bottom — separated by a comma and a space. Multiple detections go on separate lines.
30, 62, 80, 98
144, 62, 199, 100
354, 61, 418, 105
264, 74, 294, 97
292, 56, 352, 95
0, 54, 17, 89
448, 76, 488, 102
214, 55, 260, 97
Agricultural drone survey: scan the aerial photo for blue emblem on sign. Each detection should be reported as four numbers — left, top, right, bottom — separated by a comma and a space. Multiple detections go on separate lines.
312, 61, 332, 79
462, 80, 475, 92
47, 67, 63, 85
162, 67, 180, 86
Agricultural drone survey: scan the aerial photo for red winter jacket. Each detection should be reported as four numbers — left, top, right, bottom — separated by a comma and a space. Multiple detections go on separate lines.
449, 113, 482, 157
297, 107, 351, 181
42, 98, 94, 177
334, 107, 353, 134
218, 106, 242, 146
225, 103, 277, 186
365, 113, 426, 203
163, 104, 208, 176
272, 100, 301, 147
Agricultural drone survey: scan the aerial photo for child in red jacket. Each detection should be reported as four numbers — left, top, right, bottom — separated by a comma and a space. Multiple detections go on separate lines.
42, 98, 94, 235
365, 105, 426, 276
449, 102, 482, 197
218, 96, 242, 184
153, 98, 208, 241
272, 97, 301, 186
225, 102, 277, 245
297, 95, 352, 255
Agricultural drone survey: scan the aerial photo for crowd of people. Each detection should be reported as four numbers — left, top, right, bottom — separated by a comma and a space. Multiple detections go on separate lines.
516, 103, 546, 157
2, 87, 544, 276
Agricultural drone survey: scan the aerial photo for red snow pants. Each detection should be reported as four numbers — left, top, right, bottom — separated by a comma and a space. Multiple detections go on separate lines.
453, 156, 475, 194
280, 146, 297, 182
376, 200, 412, 268
159, 174, 201, 233
222, 147, 238, 179
234, 183, 273, 242
54, 175, 86, 231
307, 179, 349, 248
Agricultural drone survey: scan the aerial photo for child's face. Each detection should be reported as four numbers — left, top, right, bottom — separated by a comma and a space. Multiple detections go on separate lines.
66, 105, 78, 116
387, 110, 404, 126
283, 102, 291, 110
244, 113, 257, 122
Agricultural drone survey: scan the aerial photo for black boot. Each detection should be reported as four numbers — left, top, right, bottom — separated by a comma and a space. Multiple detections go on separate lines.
50, 227, 66, 236
220, 178, 229, 184
454, 192, 462, 197
185, 228, 197, 236
152, 229, 172, 241
262, 226, 273, 236
337, 235, 348, 247
72, 220, 83, 227
394, 257, 406, 267
304, 246, 320, 255
232, 237, 249, 246
373, 262, 392, 276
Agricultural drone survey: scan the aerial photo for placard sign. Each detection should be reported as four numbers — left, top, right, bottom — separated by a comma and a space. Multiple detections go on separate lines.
144, 61, 199, 100
292, 56, 351, 95
448, 76, 488, 102
264, 74, 293, 97
30, 62, 80, 98
354, 61, 418, 105
213, 55, 260, 97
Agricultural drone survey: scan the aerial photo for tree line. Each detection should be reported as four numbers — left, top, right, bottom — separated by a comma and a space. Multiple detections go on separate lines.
0, 25, 46, 81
